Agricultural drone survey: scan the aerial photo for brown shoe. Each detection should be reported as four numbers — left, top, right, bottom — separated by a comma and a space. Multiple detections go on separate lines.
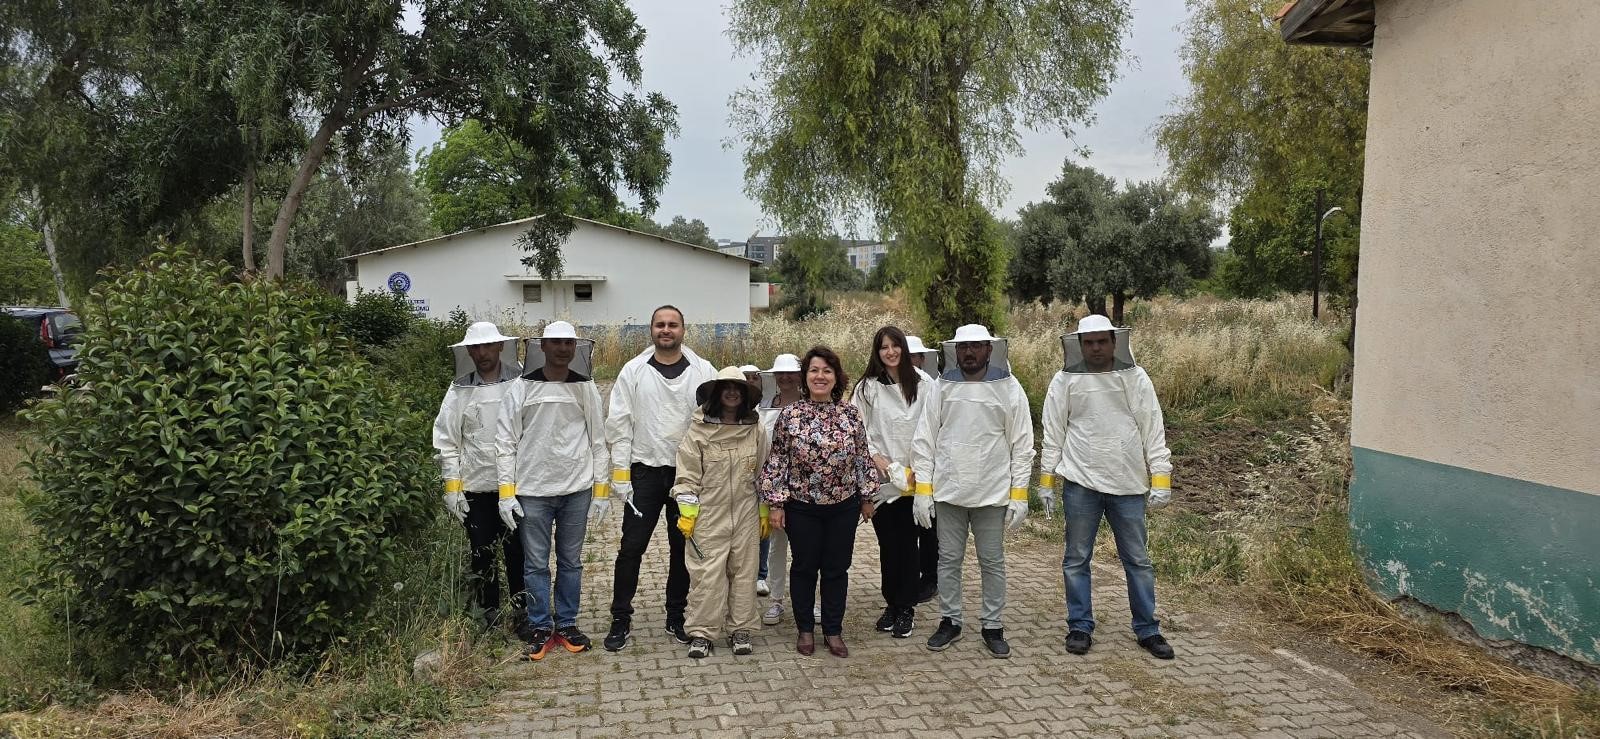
796, 631, 815, 656
824, 634, 849, 658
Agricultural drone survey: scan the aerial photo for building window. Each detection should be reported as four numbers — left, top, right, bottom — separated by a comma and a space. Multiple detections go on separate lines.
523, 284, 542, 303
575, 283, 593, 302
872, 253, 884, 267
849, 255, 858, 268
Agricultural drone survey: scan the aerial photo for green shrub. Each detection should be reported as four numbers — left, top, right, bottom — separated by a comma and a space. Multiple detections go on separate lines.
20, 247, 434, 682
0, 317, 51, 414
338, 288, 418, 352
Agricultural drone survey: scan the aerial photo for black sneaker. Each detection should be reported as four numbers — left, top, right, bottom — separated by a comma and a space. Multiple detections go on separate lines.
1139, 634, 1176, 660
981, 628, 1011, 659
917, 582, 937, 604
687, 637, 713, 659
891, 608, 915, 639
728, 630, 754, 655
556, 625, 592, 653
666, 620, 691, 644
1064, 630, 1093, 655
926, 617, 962, 651
875, 606, 896, 632
524, 629, 554, 661
603, 619, 631, 652
514, 621, 539, 644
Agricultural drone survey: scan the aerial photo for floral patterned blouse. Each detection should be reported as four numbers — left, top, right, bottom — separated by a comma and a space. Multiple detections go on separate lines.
758, 399, 877, 507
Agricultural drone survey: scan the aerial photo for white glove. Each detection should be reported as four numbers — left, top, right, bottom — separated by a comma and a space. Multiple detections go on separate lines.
912, 494, 935, 529
1004, 499, 1029, 531
1147, 487, 1171, 509
589, 495, 611, 521
871, 483, 900, 507
887, 463, 913, 493
1033, 485, 1057, 519
443, 492, 469, 523
614, 480, 640, 516
498, 497, 522, 530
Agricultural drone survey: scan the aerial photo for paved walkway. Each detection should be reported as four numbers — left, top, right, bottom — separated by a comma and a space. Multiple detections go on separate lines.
454, 516, 1447, 739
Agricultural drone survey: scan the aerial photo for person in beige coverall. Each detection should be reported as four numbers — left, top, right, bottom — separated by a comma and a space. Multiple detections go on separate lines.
671, 366, 768, 658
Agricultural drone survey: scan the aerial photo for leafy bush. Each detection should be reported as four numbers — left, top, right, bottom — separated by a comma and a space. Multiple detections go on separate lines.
0, 317, 51, 414
20, 247, 434, 681
366, 310, 470, 419
338, 288, 418, 351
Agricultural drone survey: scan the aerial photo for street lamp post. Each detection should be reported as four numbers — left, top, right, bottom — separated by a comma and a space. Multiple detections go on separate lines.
1313, 187, 1345, 320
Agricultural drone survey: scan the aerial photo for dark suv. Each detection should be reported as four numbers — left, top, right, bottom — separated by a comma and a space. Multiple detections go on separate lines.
3, 306, 83, 382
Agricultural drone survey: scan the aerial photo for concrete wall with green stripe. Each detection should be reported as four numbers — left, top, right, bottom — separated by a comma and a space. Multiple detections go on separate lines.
1347, 0, 1600, 669
1351, 449, 1600, 665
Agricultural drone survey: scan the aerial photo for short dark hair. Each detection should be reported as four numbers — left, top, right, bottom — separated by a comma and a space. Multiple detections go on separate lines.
651, 305, 684, 325
801, 345, 848, 402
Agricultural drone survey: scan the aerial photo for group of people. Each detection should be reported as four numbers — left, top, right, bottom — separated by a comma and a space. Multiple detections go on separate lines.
431, 305, 1176, 663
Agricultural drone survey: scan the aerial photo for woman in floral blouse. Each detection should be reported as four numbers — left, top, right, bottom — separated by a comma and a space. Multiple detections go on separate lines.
759, 346, 878, 658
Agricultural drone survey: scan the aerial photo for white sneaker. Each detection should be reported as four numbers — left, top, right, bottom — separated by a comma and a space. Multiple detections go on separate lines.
756, 579, 770, 596
762, 601, 784, 625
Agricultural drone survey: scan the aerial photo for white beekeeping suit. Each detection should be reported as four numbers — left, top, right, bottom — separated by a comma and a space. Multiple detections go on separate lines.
605, 345, 717, 496
851, 360, 938, 506
494, 321, 610, 524
911, 324, 1035, 526
433, 322, 521, 521
1037, 314, 1172, 505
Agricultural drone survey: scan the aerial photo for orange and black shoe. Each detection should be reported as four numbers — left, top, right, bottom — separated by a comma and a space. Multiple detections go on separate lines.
555, 625, 592, 653
524, 629, 554, 661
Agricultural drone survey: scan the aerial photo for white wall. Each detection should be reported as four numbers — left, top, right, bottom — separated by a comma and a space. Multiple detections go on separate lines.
351, 220, 753, 327
1351, 0, 1600, 494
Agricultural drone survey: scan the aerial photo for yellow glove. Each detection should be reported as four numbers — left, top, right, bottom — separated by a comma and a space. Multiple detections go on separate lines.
676, 495, 700, 539
759, 503, 771, 540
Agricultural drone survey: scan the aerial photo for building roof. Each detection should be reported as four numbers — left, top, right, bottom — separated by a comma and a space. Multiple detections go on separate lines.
1278, 0, 1375, 46
341, 215, 759, 264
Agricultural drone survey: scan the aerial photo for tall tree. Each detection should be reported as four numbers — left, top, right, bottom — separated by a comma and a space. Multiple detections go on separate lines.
1156, 0, 1367, 304
729, 0, 1131, 338
3, 1, 678, 282
652, 216, 716, 248
773, 234, 862, 319
1008, 162, 1117, 304
1017, 162, 1218, 323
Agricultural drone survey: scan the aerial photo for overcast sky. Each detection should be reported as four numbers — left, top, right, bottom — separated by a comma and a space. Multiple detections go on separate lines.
411, 0, 1192, 242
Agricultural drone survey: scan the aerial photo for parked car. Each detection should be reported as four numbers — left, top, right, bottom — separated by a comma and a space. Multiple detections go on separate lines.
2, 306, 83, 382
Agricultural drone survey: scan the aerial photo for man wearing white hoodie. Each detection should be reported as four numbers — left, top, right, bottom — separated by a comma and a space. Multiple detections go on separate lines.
432, 322, 523, 631
1037, 314, 1175, 660
494, 321, 609, 660
603, 305, 718, 651
912, 324, 1034, 659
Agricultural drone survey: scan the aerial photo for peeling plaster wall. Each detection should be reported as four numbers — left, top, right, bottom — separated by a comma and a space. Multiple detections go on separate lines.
1350, 0, 1600, 667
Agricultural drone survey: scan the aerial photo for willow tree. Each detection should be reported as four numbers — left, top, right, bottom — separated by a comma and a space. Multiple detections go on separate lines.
729, 0, 1130, 337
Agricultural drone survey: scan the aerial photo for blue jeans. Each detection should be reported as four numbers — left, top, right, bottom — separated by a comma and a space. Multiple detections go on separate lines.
519, 490, 592, 630
1062, 482, 1160, 639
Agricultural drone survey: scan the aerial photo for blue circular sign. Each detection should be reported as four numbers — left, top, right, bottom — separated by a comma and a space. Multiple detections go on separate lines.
386, 271, 411, 293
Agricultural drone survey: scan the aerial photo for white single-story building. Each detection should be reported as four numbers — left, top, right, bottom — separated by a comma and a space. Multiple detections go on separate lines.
343, 216, 760, 333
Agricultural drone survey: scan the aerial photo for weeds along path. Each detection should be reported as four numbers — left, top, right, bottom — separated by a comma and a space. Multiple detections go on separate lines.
454, 501, 1449, 738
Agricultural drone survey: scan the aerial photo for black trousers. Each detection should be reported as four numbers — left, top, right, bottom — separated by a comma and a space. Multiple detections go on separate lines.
464, 490, 526, 619
919, 518, 939, 590
786, 498, 860, 636
609, 463, 690, 624
871, 496, 921, 610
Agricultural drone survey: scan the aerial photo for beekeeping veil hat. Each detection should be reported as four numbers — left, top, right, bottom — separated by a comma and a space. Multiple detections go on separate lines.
521, 320, 595, 381
905, 335, 941, 375
759, 353, 803, 408
1060, 314, 1136, 374
939, 324, 1011, 382
450, 322, 519, 386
